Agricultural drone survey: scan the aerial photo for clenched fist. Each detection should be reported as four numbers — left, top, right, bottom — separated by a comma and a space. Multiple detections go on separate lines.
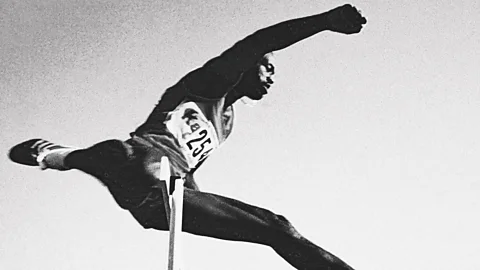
326, 4, 367, 34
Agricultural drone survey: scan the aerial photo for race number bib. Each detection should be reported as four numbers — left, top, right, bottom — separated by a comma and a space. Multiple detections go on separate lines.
165, 102, 219, 169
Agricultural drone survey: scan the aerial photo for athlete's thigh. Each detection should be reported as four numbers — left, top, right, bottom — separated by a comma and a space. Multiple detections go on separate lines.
66, 139, 161, 206
65, 139, 138, 180
181, 189, 292, 244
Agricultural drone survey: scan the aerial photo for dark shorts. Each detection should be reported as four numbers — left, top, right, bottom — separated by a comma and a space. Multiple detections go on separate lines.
126, 134, 192, 229
68, 133, 190, 230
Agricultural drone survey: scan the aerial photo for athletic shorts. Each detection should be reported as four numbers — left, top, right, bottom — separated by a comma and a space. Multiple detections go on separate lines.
76, 133, 190, 229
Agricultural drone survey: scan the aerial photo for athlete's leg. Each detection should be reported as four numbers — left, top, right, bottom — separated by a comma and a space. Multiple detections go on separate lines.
186, 190, 353, 270
135, 187, 354, 270
62, 139, 171, 212
9, 138, 167, 212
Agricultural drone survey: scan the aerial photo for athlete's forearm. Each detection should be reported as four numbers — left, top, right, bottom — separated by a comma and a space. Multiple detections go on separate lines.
210, 13, 330, 80
212, 12, 330, 73
185, 12, 331, 99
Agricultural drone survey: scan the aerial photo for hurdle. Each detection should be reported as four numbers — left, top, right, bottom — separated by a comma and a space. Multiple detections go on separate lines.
159, 156, 185, 270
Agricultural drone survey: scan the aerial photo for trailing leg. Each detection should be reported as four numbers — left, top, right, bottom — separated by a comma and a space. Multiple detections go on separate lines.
178, 189, 354, 270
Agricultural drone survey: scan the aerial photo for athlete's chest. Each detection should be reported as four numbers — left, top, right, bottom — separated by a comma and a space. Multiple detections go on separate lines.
164, 101, 234, 169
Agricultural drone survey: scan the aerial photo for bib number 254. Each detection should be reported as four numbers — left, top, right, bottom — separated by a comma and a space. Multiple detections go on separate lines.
186, 129, 213, 159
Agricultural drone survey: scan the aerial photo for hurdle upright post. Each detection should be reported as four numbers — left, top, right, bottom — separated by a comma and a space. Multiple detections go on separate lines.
159, 156, 185, 270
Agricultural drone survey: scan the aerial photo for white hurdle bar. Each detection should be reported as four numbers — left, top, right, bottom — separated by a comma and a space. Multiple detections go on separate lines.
159, 156, 185, 270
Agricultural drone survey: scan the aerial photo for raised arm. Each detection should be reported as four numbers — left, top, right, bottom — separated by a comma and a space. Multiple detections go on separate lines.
183, 4, 366, 99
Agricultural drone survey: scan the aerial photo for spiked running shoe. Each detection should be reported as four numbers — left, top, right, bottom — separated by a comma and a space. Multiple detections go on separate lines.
8, 139, 70, 170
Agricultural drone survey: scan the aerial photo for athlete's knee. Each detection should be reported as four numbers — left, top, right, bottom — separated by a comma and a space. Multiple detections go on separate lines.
271, 213, 303, 239
255, 206, 301, 237
136, 215, 169, 231
130, 190, 170, 231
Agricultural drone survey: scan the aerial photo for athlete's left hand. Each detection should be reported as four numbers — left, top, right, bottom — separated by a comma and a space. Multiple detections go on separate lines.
326, 4, 367, 34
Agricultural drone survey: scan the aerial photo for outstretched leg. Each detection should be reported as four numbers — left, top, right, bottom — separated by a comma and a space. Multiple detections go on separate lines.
181, 189, 354, 270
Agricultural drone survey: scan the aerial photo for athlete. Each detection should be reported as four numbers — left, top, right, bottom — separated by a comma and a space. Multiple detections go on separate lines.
9, 4, 367, 269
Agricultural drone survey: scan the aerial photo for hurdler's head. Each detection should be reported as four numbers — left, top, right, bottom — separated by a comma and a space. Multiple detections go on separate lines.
234, 53, 276, 102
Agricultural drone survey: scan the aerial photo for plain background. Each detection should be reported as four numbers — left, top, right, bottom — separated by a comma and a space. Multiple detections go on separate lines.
1, 1, 479, 269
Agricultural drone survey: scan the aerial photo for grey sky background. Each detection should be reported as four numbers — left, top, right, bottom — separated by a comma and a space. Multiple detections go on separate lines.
1, 0, 479, 269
